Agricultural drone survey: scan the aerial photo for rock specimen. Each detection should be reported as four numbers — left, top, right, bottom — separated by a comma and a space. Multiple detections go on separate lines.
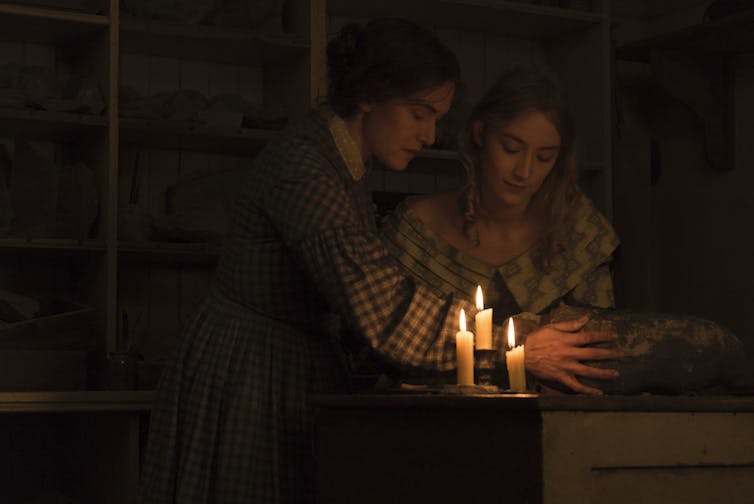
540, 305, 747, 394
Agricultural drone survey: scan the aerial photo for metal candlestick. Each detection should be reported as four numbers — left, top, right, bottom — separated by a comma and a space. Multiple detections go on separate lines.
474, 349, 498, 386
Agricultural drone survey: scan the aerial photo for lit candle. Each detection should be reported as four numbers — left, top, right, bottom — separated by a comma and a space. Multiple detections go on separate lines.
505, 317, 526, 392
474, 285, 493, 349
456, 308, 474, 386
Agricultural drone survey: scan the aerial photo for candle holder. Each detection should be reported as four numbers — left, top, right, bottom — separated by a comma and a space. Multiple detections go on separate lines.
474, 349, 498, 386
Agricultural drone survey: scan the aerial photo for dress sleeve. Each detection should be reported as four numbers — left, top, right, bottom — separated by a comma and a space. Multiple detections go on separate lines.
262, 151, 500, 371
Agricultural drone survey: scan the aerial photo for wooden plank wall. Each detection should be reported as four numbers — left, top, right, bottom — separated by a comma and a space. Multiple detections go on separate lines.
118, 53, 263, 363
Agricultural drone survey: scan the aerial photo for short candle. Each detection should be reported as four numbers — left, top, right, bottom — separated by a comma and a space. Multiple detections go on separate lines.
505, 317, 526, 392
474, 285, 493, 350
456, 308, 474, 386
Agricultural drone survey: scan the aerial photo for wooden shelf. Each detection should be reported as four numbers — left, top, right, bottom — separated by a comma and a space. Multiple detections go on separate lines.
0, 108, 107, 141
120, 16, 309, 65
119, 117, 281, 154
118, 241, 221, 265
617, 10, 754, 62
0, 238, 105, 252
0, 390, 154, 413
0, 2, 108, 44
327, 0, 602, 38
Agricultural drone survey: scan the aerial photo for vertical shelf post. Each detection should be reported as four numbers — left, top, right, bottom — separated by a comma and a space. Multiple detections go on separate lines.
106, 0, 120, 354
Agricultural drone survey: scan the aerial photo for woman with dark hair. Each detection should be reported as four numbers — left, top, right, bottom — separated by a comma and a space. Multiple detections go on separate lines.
381, 64, 622, 395
140, 20, 618, 504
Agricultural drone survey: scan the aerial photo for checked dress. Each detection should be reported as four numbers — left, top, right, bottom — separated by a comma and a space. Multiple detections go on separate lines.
139, 107, 503, 503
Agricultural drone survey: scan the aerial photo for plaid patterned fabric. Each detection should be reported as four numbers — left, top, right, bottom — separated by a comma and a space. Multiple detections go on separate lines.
380, 191, 620, 321
140, 108, 495, 503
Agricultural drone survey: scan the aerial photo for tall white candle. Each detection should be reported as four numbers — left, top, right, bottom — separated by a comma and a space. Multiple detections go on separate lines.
474, 285, 493, 350
505, 317, 526, 392
456, 308, 474, 386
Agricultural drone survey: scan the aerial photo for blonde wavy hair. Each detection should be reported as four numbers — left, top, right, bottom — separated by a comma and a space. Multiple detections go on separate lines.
458, 64, 581, 269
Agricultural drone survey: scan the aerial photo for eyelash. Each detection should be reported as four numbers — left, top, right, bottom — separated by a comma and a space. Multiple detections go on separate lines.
503, 145, 556, 163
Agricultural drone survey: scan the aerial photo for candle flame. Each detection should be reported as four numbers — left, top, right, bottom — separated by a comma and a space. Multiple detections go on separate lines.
507, 317, 516, 348
475, 285, 484, 310
459, 308, 467, 332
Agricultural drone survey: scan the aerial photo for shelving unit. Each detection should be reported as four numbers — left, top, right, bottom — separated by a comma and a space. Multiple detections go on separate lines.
111, 0, 319, 379
0, 0, 113, 393
611, 8, 752, 313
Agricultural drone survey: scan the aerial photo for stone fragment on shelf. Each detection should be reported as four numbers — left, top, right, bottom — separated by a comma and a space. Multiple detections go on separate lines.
10, 141, 58, 238
0, 288, 41, 322
8, 142, 99, 240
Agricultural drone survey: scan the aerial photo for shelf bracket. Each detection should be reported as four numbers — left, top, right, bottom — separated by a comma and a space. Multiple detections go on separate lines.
649, 48, 734, 171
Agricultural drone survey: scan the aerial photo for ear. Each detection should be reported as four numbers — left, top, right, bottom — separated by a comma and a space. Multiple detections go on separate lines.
471, 119, 484, 147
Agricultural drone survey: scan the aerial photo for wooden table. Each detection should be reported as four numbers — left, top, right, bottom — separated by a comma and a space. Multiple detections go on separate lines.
312, 393, 754, 504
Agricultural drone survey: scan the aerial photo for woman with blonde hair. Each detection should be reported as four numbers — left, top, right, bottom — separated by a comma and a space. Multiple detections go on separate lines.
381, 64, 621, 395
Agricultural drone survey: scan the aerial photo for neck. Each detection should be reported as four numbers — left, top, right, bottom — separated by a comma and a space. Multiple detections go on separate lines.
341, 112, 370, 162
477, 192, 531, 228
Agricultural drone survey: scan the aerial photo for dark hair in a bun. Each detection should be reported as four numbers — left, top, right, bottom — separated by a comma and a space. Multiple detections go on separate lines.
326, 23, 363, 86
327, 18, 460, 117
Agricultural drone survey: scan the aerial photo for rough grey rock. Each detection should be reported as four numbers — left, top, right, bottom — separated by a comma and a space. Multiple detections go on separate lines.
541, 305, 748, 395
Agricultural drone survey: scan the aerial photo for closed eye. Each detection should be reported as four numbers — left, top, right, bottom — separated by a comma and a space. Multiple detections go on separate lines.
502, 140, 521, 154
411, 108, 430, 121
537, 148, 559, 163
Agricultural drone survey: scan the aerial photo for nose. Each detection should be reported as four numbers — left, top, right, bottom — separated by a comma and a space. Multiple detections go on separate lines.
513, 151, 534, 180
419, 120, 436, 147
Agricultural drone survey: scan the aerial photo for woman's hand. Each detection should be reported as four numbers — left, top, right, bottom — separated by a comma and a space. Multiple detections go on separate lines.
523, 315, 621, 395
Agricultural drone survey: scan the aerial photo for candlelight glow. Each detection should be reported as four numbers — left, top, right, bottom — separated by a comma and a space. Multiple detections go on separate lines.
459, 308, 467, 332
476, 285, 484, 310
507, 317, 515, 348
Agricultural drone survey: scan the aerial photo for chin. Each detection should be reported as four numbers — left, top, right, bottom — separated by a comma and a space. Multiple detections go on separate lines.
500, 194, 531, 209
381, 157, 410, 171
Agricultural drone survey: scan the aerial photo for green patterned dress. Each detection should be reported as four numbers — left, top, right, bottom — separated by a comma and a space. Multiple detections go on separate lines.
380, 192, 620, 324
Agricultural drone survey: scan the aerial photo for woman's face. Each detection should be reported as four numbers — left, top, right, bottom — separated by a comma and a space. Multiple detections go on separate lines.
361, 81, 455, 170
475, 109, 561, 212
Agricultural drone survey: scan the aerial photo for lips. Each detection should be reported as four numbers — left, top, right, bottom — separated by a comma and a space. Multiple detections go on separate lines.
504, 181, 526, 191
